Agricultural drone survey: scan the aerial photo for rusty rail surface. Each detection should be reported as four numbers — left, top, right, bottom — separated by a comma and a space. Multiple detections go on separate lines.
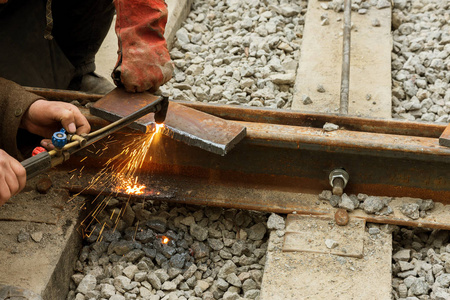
69, 106, 450, 204
27, 89, 450, 219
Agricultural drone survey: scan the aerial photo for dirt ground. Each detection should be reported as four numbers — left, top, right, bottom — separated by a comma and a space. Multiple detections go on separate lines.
94, 16, 117, 85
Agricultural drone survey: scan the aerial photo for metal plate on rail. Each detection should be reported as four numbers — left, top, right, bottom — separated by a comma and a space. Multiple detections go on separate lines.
90, 88, 246, 155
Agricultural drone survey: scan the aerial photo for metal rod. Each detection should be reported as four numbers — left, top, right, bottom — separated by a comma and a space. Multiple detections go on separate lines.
25, 86, 103, 103
340, 0, 352, 114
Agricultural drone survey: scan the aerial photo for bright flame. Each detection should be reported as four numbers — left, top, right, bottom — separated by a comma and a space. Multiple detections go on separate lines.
154, 123, 165, 132
161, 236, 169, 244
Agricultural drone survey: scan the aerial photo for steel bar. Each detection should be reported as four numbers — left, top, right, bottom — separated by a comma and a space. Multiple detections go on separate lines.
54, 102, 450, 229
25, 86, 102, 104
239, 121, 450, 161
340, 0, 352, 114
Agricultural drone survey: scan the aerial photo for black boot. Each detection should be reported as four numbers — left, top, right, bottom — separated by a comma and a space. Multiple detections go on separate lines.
68, 72, 115, 94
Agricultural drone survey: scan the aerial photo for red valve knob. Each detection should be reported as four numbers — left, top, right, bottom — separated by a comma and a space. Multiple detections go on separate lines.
32, 147, 46, 156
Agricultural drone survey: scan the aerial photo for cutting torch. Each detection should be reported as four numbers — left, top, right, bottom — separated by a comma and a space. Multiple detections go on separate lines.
21, 95, 168, 179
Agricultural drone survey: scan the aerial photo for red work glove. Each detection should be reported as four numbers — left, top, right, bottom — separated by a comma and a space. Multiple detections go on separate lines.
113, 0, 174, 92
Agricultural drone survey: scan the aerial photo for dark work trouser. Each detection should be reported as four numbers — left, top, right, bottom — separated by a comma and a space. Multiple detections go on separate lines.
0, 0, 114, 89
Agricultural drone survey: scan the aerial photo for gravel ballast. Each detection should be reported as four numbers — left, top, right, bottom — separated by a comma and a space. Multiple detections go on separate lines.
392, 227, 450, 300
161, 0, 307, 109
391, 0, 450, 123
67, 201, 268, 300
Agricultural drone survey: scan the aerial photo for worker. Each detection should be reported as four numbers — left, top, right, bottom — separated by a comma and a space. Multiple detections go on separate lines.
0, 78, 91, 205
0, 0, 174, 204
0, 0, 173, 94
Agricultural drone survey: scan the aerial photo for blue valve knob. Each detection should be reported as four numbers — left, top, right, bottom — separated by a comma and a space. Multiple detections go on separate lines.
52, 128, 67, 149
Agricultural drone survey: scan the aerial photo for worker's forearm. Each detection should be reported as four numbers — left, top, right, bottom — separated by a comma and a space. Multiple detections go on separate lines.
0, 77, 42, 159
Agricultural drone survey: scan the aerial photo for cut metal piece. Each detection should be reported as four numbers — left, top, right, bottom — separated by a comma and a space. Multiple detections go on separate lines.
439, 123, 450, 148
90, 89, 246, 155
283, 214, 365, 258
160, 102, 246, 155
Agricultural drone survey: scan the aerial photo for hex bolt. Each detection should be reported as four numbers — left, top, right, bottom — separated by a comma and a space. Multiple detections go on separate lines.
329, 168, 349, 196
332, 177, 345, 196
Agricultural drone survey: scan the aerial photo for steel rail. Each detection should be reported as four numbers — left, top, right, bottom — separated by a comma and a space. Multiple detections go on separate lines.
69, 109, 450, 204
24, 89, 450, 219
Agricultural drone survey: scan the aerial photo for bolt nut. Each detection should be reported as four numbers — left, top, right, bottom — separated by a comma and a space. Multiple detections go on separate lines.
329, 168, 349, 189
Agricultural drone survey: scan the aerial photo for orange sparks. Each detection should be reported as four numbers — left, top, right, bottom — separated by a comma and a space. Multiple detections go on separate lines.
74, 123, 165, 239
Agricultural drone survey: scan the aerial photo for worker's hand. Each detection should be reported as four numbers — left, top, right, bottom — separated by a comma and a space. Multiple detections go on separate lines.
20, 100, 91, 146
113, 0, 173, 92
0, 150, 26, 206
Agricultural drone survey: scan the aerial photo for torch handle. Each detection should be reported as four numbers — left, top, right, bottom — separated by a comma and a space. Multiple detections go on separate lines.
21, 151, 52, 180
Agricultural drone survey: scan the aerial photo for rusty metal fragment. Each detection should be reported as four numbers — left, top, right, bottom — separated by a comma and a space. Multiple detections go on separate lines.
439, 124, 450, 148
90, 89, 246, 155
335, 209, 349, 226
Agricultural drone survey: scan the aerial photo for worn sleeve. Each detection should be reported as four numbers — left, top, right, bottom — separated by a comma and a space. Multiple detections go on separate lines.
0, 78, 41, 159
112, 0, 173, 92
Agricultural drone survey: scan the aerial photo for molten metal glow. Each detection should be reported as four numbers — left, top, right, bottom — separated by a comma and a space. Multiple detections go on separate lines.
125, 185, 146, 195
161, 236, 169, 244
115, 176, 146, 195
